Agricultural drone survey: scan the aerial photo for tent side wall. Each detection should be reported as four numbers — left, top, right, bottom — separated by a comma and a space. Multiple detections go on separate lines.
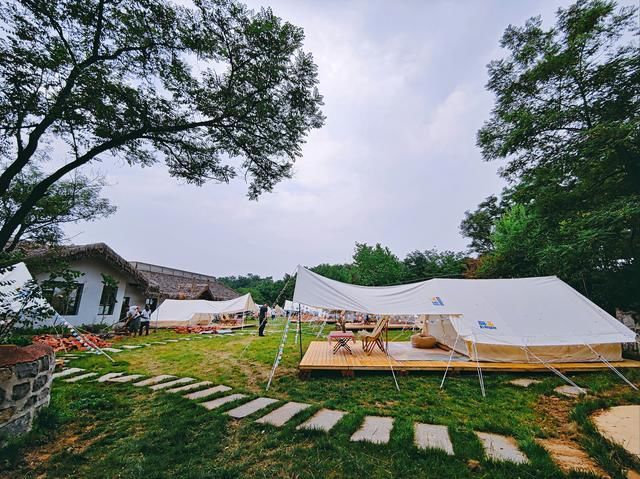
430, 316, 623, 363
467, 341, 622, 363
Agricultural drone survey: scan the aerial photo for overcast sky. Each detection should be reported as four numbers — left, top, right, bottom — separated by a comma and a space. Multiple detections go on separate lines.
63, 0, 613, 278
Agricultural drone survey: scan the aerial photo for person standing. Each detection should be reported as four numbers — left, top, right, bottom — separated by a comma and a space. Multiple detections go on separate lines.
139, 304, 151, 336
129, 306, 141, 337
258, 303, 268, 336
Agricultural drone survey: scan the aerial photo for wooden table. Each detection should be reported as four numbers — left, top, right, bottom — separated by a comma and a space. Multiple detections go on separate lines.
328, 331, 356, 354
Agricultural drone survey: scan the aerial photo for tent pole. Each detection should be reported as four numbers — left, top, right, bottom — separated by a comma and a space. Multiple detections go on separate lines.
298, 305, 303, 359
521, 346, 587, 393
585, 344, 638, 390
472, 339, 486, 398
440, 332, 460, 389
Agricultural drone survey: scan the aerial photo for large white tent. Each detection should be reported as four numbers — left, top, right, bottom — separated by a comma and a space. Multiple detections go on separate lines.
151, 293, 258, 328
293, 266, 636, 362
0, 262, 52, 318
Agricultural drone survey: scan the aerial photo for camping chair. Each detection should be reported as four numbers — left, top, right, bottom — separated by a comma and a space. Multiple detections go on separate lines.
359, 316, 389, 355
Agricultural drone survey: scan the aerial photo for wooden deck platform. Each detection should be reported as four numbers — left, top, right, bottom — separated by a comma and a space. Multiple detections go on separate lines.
298, 341, 640, 374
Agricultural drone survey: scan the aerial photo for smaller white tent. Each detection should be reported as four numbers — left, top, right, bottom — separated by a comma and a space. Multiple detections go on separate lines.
150, 293, 257, 328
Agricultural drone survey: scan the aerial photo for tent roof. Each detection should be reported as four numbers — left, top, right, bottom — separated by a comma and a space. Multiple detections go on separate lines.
292, 266, 636, 346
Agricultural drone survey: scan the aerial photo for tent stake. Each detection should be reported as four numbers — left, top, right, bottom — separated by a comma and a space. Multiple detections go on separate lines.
585, 344, 638, 390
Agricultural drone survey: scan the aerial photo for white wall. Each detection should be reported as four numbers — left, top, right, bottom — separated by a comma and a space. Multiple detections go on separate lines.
33, 257, 146, 326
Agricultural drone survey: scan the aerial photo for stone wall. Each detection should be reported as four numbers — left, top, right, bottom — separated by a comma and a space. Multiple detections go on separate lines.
0, 343, 55, 440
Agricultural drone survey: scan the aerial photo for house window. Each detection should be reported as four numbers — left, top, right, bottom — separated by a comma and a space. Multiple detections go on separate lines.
42, 283, 84, 316
98, 284, 118, 316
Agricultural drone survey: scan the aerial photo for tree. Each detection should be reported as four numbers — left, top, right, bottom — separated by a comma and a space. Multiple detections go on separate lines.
403, 249, 468, 281
0, 0, 324, 251
459, 195, 508, 254
1, 164, 115, 251
352, 242, 405, 286
472, 0, 640, 310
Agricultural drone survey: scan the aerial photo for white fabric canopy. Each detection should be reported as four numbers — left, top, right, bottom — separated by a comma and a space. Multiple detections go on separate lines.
293, 266, 636, 347
151, 293, 257, 326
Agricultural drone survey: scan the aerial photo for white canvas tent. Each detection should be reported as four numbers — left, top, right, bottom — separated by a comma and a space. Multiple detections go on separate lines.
151, 293, 258, 328
293, 266, 637, 363
0, 262, 52, 318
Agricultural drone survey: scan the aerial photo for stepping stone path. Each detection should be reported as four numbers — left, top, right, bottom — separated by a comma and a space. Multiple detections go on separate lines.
297, 409, 345, 432
226, 397, 279, 419
509, 378, 541, 388
133, 375, 176, 387
350, 416, 394, 444
107, 374, 145, 383
256, 402, 311, 427
97, 372, 125, 382
554, 385, 588, 397
414, 423, 454, 455
64, 372, 98, 383
476, 432, 528, 464
150, 377, 195, 391
538, 438, 609, 477
201, 393, 247, 411
52, 368, 85, 380
183, 385, 231, 400
166, 381, 212, 394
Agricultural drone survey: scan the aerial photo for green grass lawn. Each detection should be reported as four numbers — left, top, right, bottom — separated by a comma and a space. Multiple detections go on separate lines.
2, 319, 639, 478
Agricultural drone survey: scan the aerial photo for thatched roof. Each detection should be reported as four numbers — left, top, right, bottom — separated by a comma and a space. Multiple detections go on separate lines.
131, 262, 238, 300
22, 242, 155, 292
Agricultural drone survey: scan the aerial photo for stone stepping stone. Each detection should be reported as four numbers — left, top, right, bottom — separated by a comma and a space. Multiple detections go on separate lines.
166, 381, 212, 394
133, 375, 176, 387
256, 402, 311, 427
414, 423, 454, 455
151, 342, 168, 345
592, 405, 640, 459
201, 393, 247, 411
476, 432, 528, 464
97, 372, 125, 382
165, 339, 179, 343
296, 409, 346, 432
102, 348, 123, 353
509, 378, 542, 388
554, 385, 588, 398
538, 438, 609, 477
52, 367, 85, 380
226, 397, 279, 419
121, 345, 142, 349
350, 416, 394, 444
107, 374, 145, 383
64, 372, 98, 383
149, 377, 195, 391
183, 385, 231, 400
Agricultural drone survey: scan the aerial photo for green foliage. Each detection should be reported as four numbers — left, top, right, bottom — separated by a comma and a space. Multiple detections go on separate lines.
0, 0, 324, 250
403, 249, 468, 281
0, 164, 115, 252
352, 242, 405, 286
467, 0, 640, 310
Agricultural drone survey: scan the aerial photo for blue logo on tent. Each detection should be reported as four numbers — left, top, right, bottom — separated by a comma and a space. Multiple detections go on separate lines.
431, 296, 444, 306
478, 321, 497, 330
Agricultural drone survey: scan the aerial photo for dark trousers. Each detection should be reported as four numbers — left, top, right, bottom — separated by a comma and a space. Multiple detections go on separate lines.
139, 321, 150, 336
258, 317, 267, 336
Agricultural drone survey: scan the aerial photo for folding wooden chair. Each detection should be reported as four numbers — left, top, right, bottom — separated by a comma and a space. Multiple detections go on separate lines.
359, 316, 389, 355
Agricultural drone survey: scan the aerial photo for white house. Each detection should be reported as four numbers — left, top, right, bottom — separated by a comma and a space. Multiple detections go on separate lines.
23, 243, 238, 326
